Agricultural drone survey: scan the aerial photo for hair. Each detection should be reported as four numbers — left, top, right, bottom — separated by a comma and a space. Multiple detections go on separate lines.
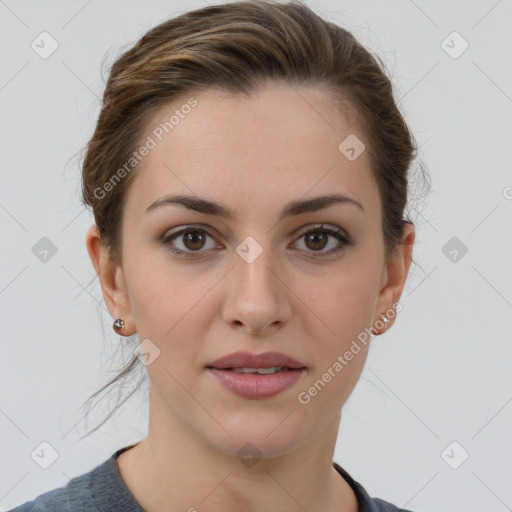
76, 0, 430, 439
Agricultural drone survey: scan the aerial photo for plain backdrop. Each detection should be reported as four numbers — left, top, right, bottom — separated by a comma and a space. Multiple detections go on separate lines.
1, 1, 511, 511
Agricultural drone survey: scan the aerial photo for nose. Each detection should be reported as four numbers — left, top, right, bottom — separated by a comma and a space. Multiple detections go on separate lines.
222, 244, 293, 335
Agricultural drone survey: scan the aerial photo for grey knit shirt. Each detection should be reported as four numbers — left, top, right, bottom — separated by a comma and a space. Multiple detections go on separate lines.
8, 445, 414, 512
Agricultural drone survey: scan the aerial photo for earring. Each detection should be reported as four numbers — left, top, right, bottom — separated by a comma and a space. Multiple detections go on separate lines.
380, 314, 389, 334
373, 313, 390, 336
113, 318, 125, 333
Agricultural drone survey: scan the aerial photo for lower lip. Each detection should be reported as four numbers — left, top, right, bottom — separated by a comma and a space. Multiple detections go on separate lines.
207, 367, 306, 399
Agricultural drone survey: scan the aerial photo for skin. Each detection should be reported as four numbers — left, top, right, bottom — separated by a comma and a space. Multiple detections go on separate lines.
86, 81, 414, 512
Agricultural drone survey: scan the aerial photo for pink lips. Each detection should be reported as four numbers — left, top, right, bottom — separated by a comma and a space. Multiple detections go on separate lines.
207, 368, 305, 399
206, 351, 307, 399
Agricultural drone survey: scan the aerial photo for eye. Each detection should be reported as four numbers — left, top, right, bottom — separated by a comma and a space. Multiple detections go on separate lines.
162, 223, 352, 259
291, 224, 352, 258
162, 224, 218, 258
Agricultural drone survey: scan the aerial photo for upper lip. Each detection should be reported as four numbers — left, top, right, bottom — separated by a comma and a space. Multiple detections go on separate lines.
207, 351, 306, 369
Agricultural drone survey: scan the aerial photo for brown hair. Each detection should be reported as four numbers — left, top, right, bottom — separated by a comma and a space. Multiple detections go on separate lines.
77, 0, 430, 438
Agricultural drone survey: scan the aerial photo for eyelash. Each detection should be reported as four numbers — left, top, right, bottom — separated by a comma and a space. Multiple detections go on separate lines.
161, 223, 352, 259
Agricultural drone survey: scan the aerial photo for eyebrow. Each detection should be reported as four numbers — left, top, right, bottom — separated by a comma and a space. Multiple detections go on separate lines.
145, 192, 365, 221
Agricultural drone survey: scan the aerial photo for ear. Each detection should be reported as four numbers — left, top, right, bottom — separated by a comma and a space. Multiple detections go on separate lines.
85, 224, 135, 335
372, 222, 415, 334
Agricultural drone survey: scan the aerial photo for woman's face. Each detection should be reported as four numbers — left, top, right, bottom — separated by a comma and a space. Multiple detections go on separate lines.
94, 82, 413, 458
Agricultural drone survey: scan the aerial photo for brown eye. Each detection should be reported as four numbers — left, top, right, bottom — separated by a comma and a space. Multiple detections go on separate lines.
181, 230, 207, 250
162, 226, 217, 258
304, 231, 329, 251
293, 225, 352, 257
162, 223, 351, 259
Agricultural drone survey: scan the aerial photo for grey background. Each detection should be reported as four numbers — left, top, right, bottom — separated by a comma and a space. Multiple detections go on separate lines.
1, 1, 511, 510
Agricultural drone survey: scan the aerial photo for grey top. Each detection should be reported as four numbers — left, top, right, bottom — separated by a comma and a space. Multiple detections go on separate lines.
9, 444, 414, 512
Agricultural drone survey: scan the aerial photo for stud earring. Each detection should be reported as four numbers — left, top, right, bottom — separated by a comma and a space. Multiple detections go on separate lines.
373, 313, 390, 336
113, 318, 125, 333
379, 314, 389, 334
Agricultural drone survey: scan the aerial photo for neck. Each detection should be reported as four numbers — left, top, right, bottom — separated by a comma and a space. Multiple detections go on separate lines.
116, 387, 358, 512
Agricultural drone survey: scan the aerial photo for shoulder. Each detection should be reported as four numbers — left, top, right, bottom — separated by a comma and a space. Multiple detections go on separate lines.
7, 477, 97, 512
8, 445, 142, 512
333, 461, 415, 512
7, 454, 112, 512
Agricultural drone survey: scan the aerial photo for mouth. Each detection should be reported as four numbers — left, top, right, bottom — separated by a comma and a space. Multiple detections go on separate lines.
205, 351, 307, 399
206, 350, 306, 371
206, 366, 305, 374
206, 365, 307, 399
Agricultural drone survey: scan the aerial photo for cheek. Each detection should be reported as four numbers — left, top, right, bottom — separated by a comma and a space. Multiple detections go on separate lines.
124, 252, 217, 360
299, 266, 379, 339
124, 246, 187, 319
294, 265, 379, 400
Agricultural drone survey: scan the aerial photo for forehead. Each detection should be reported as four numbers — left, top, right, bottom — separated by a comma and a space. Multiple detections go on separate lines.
124, 83, 380, 222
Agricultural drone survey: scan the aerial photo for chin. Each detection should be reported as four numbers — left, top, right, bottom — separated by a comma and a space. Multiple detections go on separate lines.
200, 412, 311, 461
214, 433, 302, 463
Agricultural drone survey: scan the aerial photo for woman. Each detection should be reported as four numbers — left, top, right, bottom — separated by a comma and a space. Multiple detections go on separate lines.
10, 1, 426, 510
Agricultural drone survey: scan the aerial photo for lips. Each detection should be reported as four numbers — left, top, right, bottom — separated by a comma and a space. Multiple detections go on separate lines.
207, 366, 305, 399
206, 350, 306, 370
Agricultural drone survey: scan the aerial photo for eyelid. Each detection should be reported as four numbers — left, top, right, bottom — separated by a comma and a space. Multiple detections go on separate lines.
162, 223, 348, 241
293, 223, 349, 240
